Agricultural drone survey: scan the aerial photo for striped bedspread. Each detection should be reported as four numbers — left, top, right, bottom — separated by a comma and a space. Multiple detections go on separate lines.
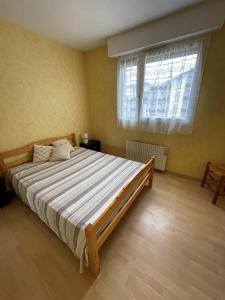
6, 147, 144, 270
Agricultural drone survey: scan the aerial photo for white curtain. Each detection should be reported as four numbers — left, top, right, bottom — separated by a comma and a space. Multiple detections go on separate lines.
117, 55, 139, 128
117, 35, 209, 134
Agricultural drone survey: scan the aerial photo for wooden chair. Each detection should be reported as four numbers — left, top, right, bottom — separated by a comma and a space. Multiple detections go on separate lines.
201, 162, 225, 204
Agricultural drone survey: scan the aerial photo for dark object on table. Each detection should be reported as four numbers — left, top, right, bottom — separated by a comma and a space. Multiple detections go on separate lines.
0, 179, 11, 208
80, 140, 101, 152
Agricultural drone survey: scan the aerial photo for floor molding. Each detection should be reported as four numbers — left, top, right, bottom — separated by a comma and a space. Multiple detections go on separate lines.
165, 170, 201, 182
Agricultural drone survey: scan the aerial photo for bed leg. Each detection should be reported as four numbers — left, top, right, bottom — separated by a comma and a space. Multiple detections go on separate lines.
147, 172, 153, 188
85, 224, 100, 275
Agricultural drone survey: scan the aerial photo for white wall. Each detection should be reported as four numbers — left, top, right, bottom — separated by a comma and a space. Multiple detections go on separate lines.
108, 0, 225, 57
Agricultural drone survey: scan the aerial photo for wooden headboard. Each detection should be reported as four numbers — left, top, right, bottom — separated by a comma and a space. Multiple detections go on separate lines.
0, 133, 76, 174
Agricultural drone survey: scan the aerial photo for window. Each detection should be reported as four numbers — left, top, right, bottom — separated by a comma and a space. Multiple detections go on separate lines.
117, 36, 208, 134
117, 56, 138, 124
142, 53, 198, 120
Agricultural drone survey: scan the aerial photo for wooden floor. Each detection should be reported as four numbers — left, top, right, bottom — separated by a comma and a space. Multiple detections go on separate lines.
1, 172, 225, 300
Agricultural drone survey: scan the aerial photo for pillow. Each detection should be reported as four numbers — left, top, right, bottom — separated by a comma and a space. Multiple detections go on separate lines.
50, 145, 71, 161
51, 139, 74, 152
33, 145, 53, 163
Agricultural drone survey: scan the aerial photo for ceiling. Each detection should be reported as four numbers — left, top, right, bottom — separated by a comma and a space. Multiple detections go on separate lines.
0, 0, 204, 50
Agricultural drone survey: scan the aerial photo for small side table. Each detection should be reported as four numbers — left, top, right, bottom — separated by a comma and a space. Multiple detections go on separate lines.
0, 179, 11, 208
80, 140, 101, 152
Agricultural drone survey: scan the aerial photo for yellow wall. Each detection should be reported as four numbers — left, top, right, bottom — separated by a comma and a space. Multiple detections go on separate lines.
0, 19, 90, 152
1, 17, 225, 179
84, 26, 225, 179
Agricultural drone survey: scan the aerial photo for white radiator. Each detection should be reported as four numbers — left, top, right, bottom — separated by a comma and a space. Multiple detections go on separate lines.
126, 140, 168, 171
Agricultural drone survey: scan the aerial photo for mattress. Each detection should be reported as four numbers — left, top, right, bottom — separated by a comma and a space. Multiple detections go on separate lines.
6, 147, 144, 270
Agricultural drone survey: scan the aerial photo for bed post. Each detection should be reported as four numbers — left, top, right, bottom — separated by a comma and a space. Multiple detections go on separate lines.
85, 223, 100, 275
0, 154, 7, 175
146, 157, 155, 188
71, 133, 76, 146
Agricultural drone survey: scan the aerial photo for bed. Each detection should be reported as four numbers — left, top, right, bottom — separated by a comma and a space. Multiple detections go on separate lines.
0, 133, 155, 274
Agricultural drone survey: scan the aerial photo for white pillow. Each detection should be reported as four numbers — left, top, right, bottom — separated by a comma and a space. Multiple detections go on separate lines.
33, 145, 53, 163
50, 145, 71, 161
51, 139, 74, 152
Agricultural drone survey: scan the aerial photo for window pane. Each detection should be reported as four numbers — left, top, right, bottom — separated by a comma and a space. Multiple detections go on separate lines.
142, 53, 198, 120
119, 58, 138, 122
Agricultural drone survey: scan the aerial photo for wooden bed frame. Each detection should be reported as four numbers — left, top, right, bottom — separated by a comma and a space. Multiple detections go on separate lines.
0, 133, 155, 275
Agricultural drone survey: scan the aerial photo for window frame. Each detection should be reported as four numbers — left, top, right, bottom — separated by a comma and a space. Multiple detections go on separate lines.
117, 35, 209, 134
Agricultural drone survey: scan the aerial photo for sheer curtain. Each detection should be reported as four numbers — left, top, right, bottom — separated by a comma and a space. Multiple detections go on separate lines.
117, 35, 209, 134
117, 55, 139, 128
